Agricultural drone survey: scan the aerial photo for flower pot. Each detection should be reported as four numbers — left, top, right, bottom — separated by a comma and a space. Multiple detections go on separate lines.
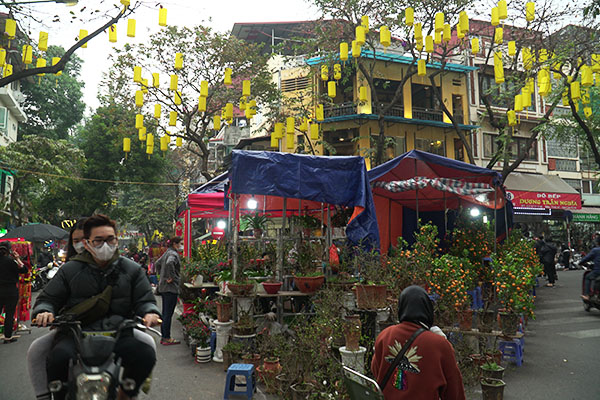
293, 275, 325, 294
291, 382, 315, 400
355, 284, 387, 309
253, 228, 263, 239
222, 350, 234, 371
233, 324, 256, 336
262, 281, 283, 295
195, 346, 211, 363
481, 365, 505, 380
216, 302, 232, 322
458, 309, 473, 331
478, 310, 496, 333
228, 283, 254, 296
263, 357, 281, 372
498, 312, 519, 336
480, 378, 506, 400
343, 315, 362, 351
257, 366, 279, 393
469, 354, 489, 366
242, 353, 261, 370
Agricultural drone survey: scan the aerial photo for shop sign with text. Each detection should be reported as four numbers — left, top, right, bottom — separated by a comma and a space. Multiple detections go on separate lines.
506, 190, 581, 210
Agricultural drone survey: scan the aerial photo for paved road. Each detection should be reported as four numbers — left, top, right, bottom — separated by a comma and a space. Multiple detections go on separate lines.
1, 270, 598, 399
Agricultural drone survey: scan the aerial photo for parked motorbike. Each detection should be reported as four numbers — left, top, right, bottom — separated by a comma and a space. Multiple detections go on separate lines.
31, 261, 61, 292
42, 315, 160, 400
580, 261, 600, 312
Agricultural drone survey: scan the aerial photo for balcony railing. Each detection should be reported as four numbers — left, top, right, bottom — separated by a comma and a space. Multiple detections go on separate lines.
372, 103, 404, 117
323, 102, 356, 118
322, 102, 466, 125
412, 106, 444, 122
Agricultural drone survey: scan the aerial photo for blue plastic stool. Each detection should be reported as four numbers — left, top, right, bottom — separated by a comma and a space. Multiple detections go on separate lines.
498, 339, 523, 367
224, 363, 255, 399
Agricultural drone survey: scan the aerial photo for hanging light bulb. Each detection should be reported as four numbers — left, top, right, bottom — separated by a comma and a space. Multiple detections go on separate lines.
127, 19, 136, 38
340, 42, 348, 62
154, 104, 161, 118
169, 111, 177, 126
109, 25, 117, 43
79, 29, 88, 48
38, 32, 48, 51
152, 72, 159, 88
159, 7, 167, 26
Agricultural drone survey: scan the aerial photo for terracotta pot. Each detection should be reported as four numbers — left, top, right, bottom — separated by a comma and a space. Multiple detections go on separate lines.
355, 284, 387, 309
262, 282, 283, 295
257, 366, 280, 393
343, 315, 362, 351
228, 283, 254, 296
480, 378, 506, 400
457, 309, 473, 331
469, 354, 489, 366
216, 302, 232, 322
293, 275, 325, 293
498, 312, 519, 336
478, 310, 496, 333
242, 353, 261, 370
263, 357, 281, 372
253, 228, 263, 239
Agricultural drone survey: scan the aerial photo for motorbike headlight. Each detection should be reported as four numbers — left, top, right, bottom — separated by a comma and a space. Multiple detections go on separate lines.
75, 372, 111, 400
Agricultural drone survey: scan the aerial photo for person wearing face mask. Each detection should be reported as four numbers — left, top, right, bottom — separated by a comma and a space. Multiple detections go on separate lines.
156, 236, 183, 345
65, 219, 87, 261
32, 214, 161, 400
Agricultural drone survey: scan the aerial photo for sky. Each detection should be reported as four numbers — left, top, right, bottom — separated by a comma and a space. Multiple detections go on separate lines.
2, 0, 318, 113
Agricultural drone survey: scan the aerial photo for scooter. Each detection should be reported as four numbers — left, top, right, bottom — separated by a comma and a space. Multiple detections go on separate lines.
580, 262, 600, 312
44, 315, 160, 400
31, 261, 61, 292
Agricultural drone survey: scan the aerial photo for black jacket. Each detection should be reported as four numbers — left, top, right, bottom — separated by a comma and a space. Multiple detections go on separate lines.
32, 253, 160, 330
0, 255, 27, 289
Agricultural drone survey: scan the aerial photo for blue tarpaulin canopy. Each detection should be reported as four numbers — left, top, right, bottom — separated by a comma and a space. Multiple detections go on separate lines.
230, 150, 380, 248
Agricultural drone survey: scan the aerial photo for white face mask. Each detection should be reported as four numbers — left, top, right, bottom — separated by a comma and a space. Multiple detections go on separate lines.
73, 242, 85, 254
91, 242, 117, 262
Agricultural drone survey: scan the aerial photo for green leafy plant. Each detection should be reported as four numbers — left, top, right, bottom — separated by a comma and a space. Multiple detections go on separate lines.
293, 240, 324, 276
291, 214, 321, 229
240, 212, 270, 231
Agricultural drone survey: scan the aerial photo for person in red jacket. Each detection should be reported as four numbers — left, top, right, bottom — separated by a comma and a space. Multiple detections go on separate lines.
371, 285, 465, 400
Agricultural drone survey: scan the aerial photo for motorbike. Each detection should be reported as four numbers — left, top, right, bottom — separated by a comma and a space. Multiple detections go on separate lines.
31, 261, 61, 292
44, 315, 160, 400
580, 261, 600, 312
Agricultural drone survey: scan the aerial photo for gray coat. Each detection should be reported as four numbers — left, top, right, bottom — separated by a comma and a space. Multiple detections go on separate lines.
157, 248, 181, 294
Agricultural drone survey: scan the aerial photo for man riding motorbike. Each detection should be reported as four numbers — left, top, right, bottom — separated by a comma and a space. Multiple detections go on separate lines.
32, 214, 161, 400
580, 235, 600, 301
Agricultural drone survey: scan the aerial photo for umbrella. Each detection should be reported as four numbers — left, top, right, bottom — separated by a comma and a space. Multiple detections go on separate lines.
3, 223, 69, 242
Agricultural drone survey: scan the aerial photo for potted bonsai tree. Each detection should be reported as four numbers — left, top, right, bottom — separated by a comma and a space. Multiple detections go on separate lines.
354, 248, 390, 309
292, 240, 325, 294
261, 251, 282, 295
241, 211, 270, 238
480, 361, 505, 380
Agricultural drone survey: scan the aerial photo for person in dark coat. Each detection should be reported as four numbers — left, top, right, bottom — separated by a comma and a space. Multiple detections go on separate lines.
0, 241, 27, 343
32, 214, 161, 400
156, 236, 183, 345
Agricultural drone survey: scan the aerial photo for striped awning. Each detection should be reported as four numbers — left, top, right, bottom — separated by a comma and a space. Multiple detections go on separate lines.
374, 177, 494, 196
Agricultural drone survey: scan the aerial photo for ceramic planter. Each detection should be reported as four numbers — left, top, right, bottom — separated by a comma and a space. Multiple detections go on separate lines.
481, 365, 505, 380
355, 284, 387, 309
481, 378, 506, 400
263, 357, 281, 372
343, 315, 362, 351
262, 281, 283, 295
458, 309, 473, 331
228, 283, 254, 296
195, 346, 211, 363
216, 302, 232, 322
242, 353, 261, 370
293, 275, 325, 293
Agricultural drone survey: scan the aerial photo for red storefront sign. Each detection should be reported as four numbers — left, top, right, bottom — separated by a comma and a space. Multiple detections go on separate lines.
506, 190, 581, 210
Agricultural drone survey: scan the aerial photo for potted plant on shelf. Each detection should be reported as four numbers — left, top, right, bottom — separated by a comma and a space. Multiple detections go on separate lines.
292, 240, 325, 294
260, 251, 282, 295
354, 248, 390, 309
241, 211, 270, 238
233, 311, 256, 336
215, 297, 232, 322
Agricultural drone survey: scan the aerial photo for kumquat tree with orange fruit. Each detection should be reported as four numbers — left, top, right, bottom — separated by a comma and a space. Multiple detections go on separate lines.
428, 254, 476, 321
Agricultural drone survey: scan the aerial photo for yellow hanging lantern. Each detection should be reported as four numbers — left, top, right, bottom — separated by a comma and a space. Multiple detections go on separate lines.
538, 49, 548, 65
435, 12, 444, 33
36, 58, 46, 76
521, 87, 531, 108
146, 144, 154, 156
570, 81, 581, 100
522, 47, 533, 70
133, 66, 142, 83
160, 135, 169, 152
176, 137, 182, 147
320, 65, 328, 81
135, 91, 144, 107
405, 7, 414, 26
174, 91, 182, 105
361, 15, 369, 33
351, 40, 361, 58
225, 103, 233, 120
592, 54, 600, 72
526, 2, 535, 22
79, 29, 88, 48
443, 24, 451, 42
459, 11, 469, 34
494, 51, 504, 84
426, 36, 434, 53
457, 24, 464, 39
581, 65, 593, 87
359, 86, 368, 102
299, 118, 308, 132
471, 38, 480, 54
39, 31, 48, 52
146, 133, 154, 147
334, 64, 342, 80
491, 7, 499, 26
494, 27, 503, 44
584, 107, 593, 118
242, 80, 251, 96
310, 123, 319, 140
154, 104, 161, 118
414, 23, 423, 41
582, 89, 590, 104
538, 69, 550, 96
274, 122, 284, 139
418, 59, 426, 76
170, 74, 178, 91
141, 79, 149, 94
52, 57, 62, 76
123, 137, 131, 153
380, 26, 391, 48
139, 127, 147, 141
224, 68, 232, 85
508, 41, 516, 57
152, 72, 159, 88
528, 77, 535, 93
239, 97, 246, 111
198, 96, 207, 112
515, 94, 523, 111
270, 133, 279, 148
0, 49, 5, 67
355, 26, 366, 46
248, 100, 257, 116
3, 64, 12, 78
109, 25, 117, 43
5, 19, 16, 39
340, 42, 349, 62
244, 108, 252, 120
174, 53, 183, 70
127, 19, 136, 38
22, 45, 33, 65
434, 31, 442, 45
316, 104, 324, 121
169, 111, 177, 126
416, 36, 423, 51
121, 0, 130, 6
200, 81, 208, 97
328, 81, 336, 98
159, 7, 167, 27
596, 73, 600, 87
498, 0, 508, 19
286, 133, 294, 150
286, 117, 295, 134
507, 110, 517, 126
135, 114, 143, 129
213, 115, 221, 131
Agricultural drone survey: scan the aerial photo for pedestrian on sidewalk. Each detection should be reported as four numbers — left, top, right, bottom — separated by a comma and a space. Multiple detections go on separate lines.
580, 236, 600, 301
156, 236, 183, 345
536, 235, 557, 287
0, 241, 27, 343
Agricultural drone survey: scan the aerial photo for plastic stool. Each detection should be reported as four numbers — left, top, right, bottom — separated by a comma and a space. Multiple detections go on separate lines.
498, 339, 523, 367
224, 363, 255, 399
